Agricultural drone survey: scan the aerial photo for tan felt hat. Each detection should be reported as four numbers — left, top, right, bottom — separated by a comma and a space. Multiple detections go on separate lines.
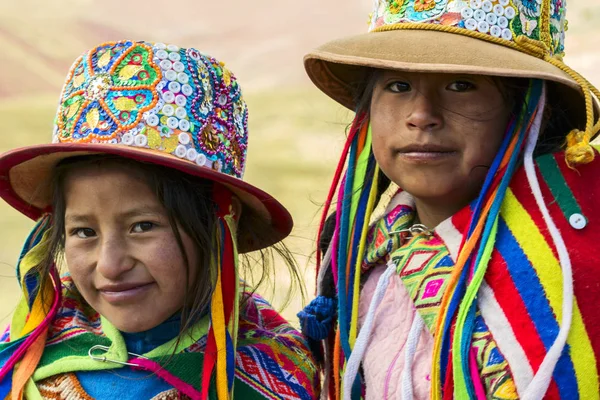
304, 0, 600, 166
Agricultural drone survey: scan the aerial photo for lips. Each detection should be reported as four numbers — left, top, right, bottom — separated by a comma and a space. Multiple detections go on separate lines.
98, 282, 153, 292
97, 282, 155, 303
396, 143, 457, 163
397, 143, 456, 153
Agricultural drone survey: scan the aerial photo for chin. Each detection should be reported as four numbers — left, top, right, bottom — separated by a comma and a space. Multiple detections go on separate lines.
105, 312, 164, 333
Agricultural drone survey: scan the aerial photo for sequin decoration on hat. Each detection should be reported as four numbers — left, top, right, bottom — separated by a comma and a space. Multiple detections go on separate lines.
369, 0, 566, 57
54, 40, 248, 178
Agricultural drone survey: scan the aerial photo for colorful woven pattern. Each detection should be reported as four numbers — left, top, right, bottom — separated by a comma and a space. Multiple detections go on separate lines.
363, 197, 517, 399
0, 279, 319, 400
55, 40, 248, 177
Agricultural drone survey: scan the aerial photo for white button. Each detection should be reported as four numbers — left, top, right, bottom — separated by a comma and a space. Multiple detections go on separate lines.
474, 9, 486, 21
162, 91, 175, 103
181, 84, 193, 96
482, 0, 493, 12
179, 119, 190, 131
469, 0, 481, 9
499, 0, 509, 5
156, 49, 168, 60
179, 132, 190, 144
168, 81, 181, 93
134, 134, 148, 147
159, 60, 172, 71
186, 148, 197, 161
175, 107, 187, 119
173, 62, 185, 73
498, 16, 509, 28
156, 81, 166, 91
477, 20, 490, 33
569, 213, 587, 230
175, 95, 187, 107
162, 104, 174, 116
167, 117, 179, 129
165, 70, 177, 81
504, 6, 516, 19
486, 13, 497, 25
490, 25, 502, 37
461, 7, 474, 19
501, 28, 513, 40
167, 44, 179, 52
121, 132, 134, 145
154, 42, 167, 50
196, 153, 207, 166
175, 144, 187, 158
465, 18, 478, 30
493, 4, 504, 16
168, 51, 181, 62
177, 73, 189, 84
146, 114, 159, 126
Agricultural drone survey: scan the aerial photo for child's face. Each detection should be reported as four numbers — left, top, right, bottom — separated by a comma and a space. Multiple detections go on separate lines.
370, 71, 512, 213
62, 166, 199, 333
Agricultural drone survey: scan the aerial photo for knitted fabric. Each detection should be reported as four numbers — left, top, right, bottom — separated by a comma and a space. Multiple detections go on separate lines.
354, 148, 600, 398
0, 277, 320, 400
363, 196, 516, 399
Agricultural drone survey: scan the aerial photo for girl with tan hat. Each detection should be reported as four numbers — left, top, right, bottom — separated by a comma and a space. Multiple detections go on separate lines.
0, 40, 319, 399
298, 0, 600, 398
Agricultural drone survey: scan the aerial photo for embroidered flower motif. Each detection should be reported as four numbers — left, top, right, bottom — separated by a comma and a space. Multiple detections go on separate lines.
404, 0, 448, 22
413, 0, 436, 12
57, 42, 161, 142
389, 0, 406, 14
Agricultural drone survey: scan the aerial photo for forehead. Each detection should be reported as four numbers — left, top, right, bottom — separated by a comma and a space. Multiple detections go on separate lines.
62, 164, 157, 210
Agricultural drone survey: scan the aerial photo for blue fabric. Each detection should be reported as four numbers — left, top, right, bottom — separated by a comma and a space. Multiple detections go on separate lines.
76, 312, 182, 398
297, 296, 336, 341
77, 368, 173, 399
120, 312, 181, 355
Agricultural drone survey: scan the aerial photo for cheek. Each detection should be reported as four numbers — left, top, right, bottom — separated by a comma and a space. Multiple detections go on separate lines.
64, 245, 92, 290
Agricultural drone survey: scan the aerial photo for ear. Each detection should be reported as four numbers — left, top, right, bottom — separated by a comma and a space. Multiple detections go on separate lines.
231, 195, 243, 222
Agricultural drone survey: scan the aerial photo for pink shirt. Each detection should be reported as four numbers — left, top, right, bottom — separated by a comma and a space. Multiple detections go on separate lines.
358, 265, 434, 399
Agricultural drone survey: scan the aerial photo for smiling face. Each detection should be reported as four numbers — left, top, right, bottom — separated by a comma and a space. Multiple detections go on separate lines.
370, 71, 513, 215
63, 165, 198, 333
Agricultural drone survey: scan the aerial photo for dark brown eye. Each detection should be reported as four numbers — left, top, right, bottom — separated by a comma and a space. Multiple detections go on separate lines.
447, 81, 476, 92
132, 222, 155, 233
386, 81, 411, 93
73, 228, 96, 238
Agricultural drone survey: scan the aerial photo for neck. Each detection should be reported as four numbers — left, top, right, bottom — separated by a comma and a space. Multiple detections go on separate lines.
413, 196, 470, 229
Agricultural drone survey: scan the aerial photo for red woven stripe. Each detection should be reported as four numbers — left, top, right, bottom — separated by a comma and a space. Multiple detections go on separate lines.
485, 248, 561, 398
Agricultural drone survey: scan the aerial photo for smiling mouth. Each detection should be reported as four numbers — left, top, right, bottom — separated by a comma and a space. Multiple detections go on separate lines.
98, 282, 155, 303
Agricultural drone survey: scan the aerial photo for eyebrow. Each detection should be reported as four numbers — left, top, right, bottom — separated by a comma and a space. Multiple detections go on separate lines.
65, 206, 165, 224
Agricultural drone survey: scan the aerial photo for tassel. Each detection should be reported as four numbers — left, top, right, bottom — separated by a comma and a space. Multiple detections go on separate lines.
201, 185, 239, 400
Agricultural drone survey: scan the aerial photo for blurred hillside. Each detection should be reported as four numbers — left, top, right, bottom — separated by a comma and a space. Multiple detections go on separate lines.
0, 0, 599, 324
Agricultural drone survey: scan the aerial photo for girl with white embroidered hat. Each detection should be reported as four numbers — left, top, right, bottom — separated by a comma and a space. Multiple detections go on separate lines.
0, 40, 319, 400
298, 1, 600, 398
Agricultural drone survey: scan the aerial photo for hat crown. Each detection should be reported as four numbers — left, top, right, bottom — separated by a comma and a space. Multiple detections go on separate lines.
54, 40, 248, 178
369, 0, 567, 57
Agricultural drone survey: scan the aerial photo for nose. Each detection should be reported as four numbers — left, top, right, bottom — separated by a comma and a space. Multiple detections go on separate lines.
405, 91, 443, 132
96, 235, 134, 280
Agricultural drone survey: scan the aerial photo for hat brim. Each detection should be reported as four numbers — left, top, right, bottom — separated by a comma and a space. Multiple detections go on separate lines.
0, 143, 293, 253
304, 29, 588, 126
